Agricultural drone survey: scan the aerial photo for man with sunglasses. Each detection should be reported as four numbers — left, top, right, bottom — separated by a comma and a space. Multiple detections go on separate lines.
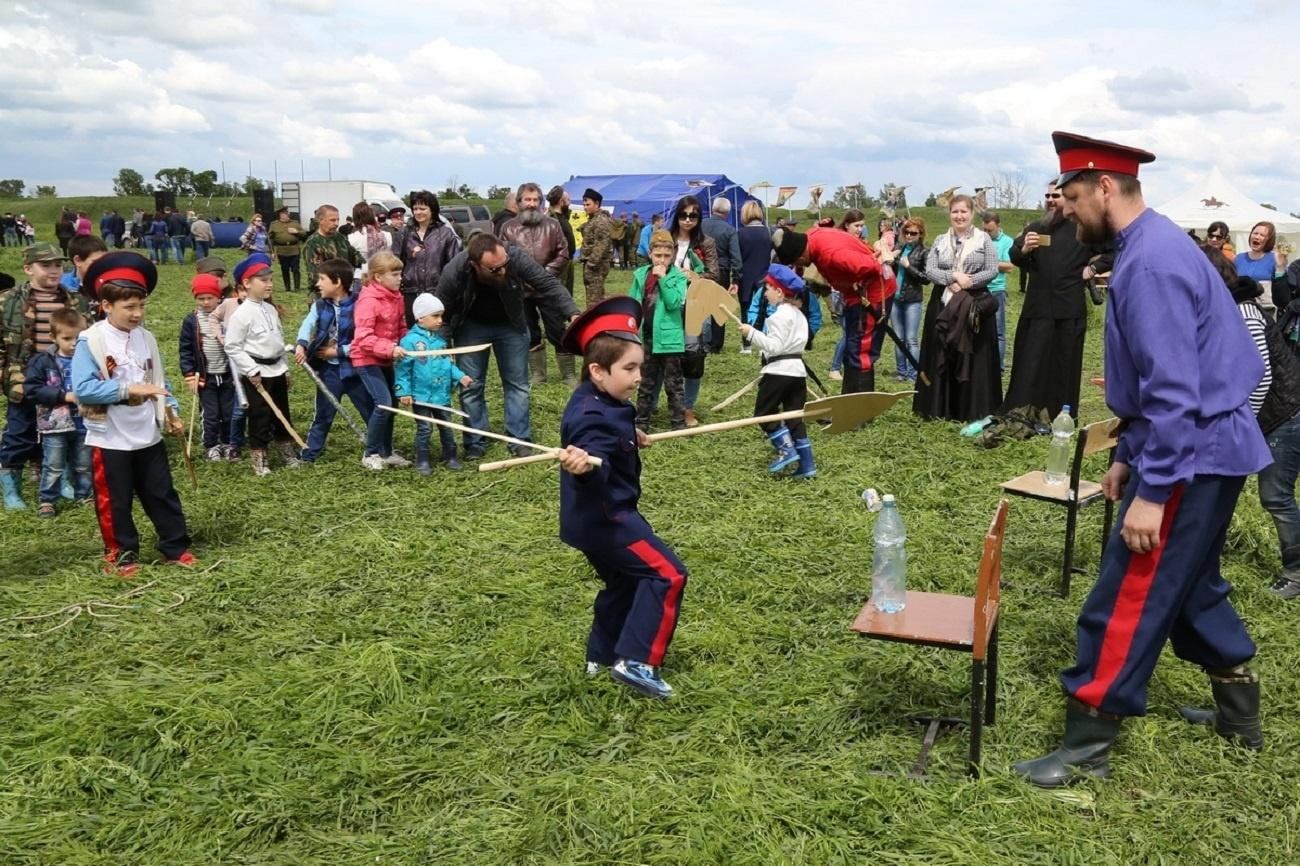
1001, 181, 1113, 421
435, 232, 581, 459
578, 188, 615, 305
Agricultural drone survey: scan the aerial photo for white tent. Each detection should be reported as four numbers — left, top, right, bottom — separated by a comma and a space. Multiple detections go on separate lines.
1156, 166, 1300, 251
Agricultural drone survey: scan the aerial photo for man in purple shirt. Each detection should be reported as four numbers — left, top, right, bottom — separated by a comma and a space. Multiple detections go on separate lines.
1014, 132, 1273, 788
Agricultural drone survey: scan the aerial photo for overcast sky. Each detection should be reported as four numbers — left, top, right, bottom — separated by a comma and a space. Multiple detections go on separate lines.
4, 0, 1298, 212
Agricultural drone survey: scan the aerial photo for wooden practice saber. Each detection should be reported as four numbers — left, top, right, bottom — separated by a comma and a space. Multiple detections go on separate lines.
710, 377, 760, 412
403, 342, 492, 358
249, 378, 307, 449
480, 408, 825, 473
378, 405, 601, 467
290, 354, 367, 445
412, 400, 470, 420
183, 391, 199, 489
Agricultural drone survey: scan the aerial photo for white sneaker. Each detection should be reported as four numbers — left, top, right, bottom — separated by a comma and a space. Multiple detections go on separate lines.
383, 453, 411, 468
206, 446, 224, 461
739, 345, 752, 355
360, 454, 386, 471
828, 369, 843, 381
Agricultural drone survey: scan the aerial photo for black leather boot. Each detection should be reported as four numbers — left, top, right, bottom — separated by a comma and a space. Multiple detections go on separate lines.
1012, 698, 1122, 787
1178, 665, 1262, 751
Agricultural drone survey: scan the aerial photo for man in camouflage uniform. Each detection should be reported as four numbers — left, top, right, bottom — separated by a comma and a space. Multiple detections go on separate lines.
301, 204, 362, 298
578, 188, 614, 306
0, 243, 90, 509
627, 213, 644, 269
608, 213, 627, 269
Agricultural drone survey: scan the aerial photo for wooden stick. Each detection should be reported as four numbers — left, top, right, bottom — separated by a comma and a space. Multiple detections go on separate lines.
710, 377, 760, 412
412, 400, 470, 420
719, 304, 743, 325
183, 391, 199, 489
478, 451, 569, 472
646, 407, 826, 442
293, 356, 367, 445
378, 405, 601, 467
249, 378, 307, 449
402, 342, 492, 358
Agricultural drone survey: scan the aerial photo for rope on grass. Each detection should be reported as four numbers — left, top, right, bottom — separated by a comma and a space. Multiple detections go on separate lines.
4, 560, 222, 639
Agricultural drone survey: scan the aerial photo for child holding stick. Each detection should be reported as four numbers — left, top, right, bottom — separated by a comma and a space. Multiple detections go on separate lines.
394, 293, 472, 474
223, 253, 298, 476
557, 296, 689, 700
351, 250, 409, 471
72, 253, 193, 577
179, 274, 235, 461
738, 265, 815, 479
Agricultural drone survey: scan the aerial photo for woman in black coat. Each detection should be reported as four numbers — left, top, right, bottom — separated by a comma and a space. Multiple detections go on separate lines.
736, 199, 772, 353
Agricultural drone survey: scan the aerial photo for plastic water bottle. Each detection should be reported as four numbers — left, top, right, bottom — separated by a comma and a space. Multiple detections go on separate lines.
1044, 405, 1075, 486
871, 495, 907, 613
960, 415, 994, 437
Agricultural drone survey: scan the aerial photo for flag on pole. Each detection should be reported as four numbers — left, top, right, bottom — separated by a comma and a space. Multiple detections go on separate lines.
807, 184, 826, 209
774, 186, 798, 207
747, 181, 773, 195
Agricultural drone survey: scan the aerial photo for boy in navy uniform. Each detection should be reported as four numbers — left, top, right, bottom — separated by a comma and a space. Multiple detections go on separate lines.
1014, 133, 1272, 786
557, 296, 689, 699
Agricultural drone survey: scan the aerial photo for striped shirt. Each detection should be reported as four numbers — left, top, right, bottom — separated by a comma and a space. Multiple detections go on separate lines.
31, 284, 64, 355
196, 309, 228, 374
1238, 301, 1272, 416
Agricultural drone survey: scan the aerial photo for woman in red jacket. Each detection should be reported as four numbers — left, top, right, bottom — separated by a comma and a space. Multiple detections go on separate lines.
352, 250, 410, 470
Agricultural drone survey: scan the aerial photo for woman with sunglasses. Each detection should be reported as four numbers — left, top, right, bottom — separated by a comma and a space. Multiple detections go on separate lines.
1205, 220, 1235, 259
891, 217, 930, 382
668, 196, 719, 427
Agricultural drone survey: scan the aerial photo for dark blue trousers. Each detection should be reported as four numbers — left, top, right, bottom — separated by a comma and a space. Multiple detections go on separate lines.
1062, 473, 1256, 716
0, 399, 39, 469
301, 363, 375, 463
583, 535, 688, 668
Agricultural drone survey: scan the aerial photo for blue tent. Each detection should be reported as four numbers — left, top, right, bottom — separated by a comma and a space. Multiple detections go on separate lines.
562, 174, 759, 228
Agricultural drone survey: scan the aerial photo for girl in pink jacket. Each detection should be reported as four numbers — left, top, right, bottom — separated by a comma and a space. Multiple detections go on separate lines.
352, 250, 410, 470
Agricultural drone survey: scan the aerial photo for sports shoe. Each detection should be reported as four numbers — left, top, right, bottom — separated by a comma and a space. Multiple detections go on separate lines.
60, 479, 75, 500
103, 550, 140, 579
382, 453, 411, 468
360, 454, 386, 471
37, 502, 56, 518
739, 344, 752, 355
828, 369, 843, 381
1268, 576, 1300, 599
585, 661, 604, 678
225, 446, 242, 462
611, 658, 674, 699
206, 446, 225, 461
166, 550, 199, 567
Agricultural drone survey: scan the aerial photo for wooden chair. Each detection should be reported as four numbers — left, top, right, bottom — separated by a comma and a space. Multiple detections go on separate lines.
850, 500, 1008, 778
999, 417, 1120, 596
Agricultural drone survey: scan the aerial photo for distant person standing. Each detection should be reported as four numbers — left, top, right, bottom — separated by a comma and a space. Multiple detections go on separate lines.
302, 205, 362, 298
398, 190, 461, 324
701, 196, 742, 352
579, 189, 614, 306
189, 213, 213, 260
547, 185, 577, 294
268, 207, 304, 292
99, 210, 116, 247
167, 208, 190, 264
981, 211, 1016, 371
492, 191, 518, 236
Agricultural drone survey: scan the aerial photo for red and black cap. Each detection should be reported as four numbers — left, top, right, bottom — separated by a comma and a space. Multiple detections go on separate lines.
1052, 130, 1155, 187
560, 296, 642, 355
82, 252, 157, 301
233, 253, 273, 285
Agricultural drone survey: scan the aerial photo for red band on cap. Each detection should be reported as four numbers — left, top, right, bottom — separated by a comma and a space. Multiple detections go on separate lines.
94, 267, 148, 291
1057, 146, 1141, 177
242, 261, 271, 280
764, 273, 798, 295
576, 312, 640, 352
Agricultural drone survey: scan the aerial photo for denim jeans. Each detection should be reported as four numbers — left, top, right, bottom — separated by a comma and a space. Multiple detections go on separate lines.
230, 403, 247, 448
830, 332, 846, 373
891, 300, 922, 381
355, 364, 397, 458
993, 290, 1007, 371
301, 364, 375, 462
154, 238, 170, 264
171, 236, 187, 264
39, 430, 91, 503
193, 240, 210, 260
103, 233, 116, 248
1259, 412, 1300, 580
413, 404, 458, 459
455, 318, 532, 451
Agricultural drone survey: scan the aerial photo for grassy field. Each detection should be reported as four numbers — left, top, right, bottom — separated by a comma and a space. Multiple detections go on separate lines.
2, 202, 1298, 864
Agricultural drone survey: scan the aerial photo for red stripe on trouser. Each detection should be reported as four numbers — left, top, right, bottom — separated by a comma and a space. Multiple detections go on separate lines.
1073, 485, 1185, 708
858, 308, 876, 372
628, 539, 686, 667
90, 446, 117, 558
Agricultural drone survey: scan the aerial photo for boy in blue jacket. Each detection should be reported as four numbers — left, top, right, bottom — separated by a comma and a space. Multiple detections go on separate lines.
294, 257, 375, 464
24, 308, 92, 516
395, 293, 472, 474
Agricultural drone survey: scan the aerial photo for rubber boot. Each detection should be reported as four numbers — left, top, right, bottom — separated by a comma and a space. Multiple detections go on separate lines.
415, 442, 432, 476
442, 444, 463, 471
1, 467, 27, 510
793, 437, 816, 479
1178, 665, 1263, 751
767, 426, 799, 473
556, 351, 578, 388
275, 441, 303, 469
250, 449, 271, 477
528, 345, 548, 384
1012, 698, 1122, 787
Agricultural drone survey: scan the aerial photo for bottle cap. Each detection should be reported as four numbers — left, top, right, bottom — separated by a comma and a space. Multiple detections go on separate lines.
882, 494, 896, 504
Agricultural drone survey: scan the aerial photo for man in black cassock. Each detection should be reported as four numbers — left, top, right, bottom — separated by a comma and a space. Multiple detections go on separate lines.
1001, 182, 1113, 419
